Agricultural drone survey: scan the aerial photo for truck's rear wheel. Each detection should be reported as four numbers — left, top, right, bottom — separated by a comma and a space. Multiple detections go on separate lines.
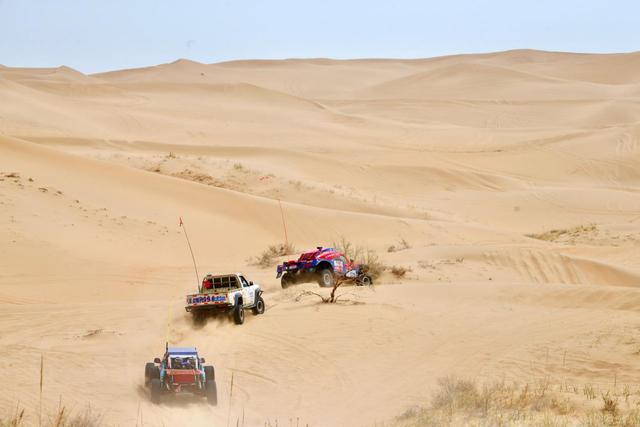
145, 363, 159, 385
144, 362, 155, 385
150, 378, 162, 404
206, 380, 218, 405
252, 296, 265, 315
317, 268, 335, 287
204, 365, 215, 381
233, 304, 245, 325
281, 273, 294, 289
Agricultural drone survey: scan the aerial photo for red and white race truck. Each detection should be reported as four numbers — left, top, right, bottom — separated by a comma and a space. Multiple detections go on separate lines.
185, 273, 265, 325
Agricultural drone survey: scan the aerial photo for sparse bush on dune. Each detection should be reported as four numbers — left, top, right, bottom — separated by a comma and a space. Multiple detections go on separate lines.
361, 249, 385, 280
332, 236, 386, 279
249, 242, 297, 268
332, 235, 363, 262
389, 376, 640, 427
526, 223, 598, 243
388, 238, 411, 253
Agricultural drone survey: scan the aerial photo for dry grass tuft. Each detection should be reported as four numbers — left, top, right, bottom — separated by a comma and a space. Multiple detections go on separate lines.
601, 392, 618, 418
388, 238, 411, 253
249, 242, 297, 268
391, 376, 575, 426
389, 376, 640, 427
526, 223, 597, 243
1, 405, 102, 427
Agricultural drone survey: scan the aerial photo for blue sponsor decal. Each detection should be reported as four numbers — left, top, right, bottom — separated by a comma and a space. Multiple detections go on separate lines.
191, 295, 226, 304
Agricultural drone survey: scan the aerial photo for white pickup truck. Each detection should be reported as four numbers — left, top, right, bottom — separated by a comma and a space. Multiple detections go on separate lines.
185, 273, 265, 325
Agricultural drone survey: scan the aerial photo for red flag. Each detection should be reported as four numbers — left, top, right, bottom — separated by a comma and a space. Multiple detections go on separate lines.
179, 217, 183, 226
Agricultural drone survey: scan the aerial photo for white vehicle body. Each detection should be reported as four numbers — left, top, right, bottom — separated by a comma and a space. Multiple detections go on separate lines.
185, 273, 264, 324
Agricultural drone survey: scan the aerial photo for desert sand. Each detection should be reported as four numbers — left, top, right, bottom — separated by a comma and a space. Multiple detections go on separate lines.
1, 49, 640, 426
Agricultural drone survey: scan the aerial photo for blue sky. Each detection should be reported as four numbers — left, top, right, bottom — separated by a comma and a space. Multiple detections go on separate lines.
1, 0, 638, 73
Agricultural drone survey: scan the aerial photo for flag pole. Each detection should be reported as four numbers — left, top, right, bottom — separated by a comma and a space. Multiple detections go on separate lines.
39, 354, 43, 427
278, 199, 289, 248
179, 217, 200, 290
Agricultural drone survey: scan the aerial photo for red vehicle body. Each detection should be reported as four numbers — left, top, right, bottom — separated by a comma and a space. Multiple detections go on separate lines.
276, 246, 372, 288
144, 344, 217, 405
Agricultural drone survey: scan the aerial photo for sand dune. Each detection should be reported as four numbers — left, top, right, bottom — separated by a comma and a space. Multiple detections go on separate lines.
2, 50, 640, 426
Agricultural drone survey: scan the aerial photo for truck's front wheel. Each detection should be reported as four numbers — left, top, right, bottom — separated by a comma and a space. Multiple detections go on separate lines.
358, 275, 373, 286
281, 273, 294, 289
233, 304, 245, 325
317, 268, 335, 287
252, 296, 265, 314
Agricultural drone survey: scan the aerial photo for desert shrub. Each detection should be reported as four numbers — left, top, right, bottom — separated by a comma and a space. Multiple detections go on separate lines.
431, 377, 481, 413
388, 238, 411, 253
332, 237, 386, 279
583, 384, 597, 400
526, 223, 597, 242
362, 249, 386, 279
390, 377, 579, 427
249, 242, 296, 268
0, 407, 24, 427
601, 392, 618, 417
332, 236, 363, 262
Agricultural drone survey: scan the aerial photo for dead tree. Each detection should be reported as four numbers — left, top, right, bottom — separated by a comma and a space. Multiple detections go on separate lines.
295, 276, 346, 304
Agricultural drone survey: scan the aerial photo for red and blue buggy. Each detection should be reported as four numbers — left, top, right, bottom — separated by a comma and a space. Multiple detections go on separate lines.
144, 344, 217, 405
276, 246, 372, 289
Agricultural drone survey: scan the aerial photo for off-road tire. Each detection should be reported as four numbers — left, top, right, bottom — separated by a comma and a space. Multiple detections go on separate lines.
150, 378, 162, 404
144, 362, 157, 385
358, 275, 373, 286
144, 362, 156, 386
252, 296, 265, 315
317, 268, 335, 288
281, 273, 294, 289
204, 365, 215, 381
233, 303, 245, 325
206, 380, 218, 405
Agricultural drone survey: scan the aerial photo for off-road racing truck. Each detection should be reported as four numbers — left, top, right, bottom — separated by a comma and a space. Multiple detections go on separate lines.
185, 273, 265, 325
276, 246, 373, 289
144, 344, 217, 405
